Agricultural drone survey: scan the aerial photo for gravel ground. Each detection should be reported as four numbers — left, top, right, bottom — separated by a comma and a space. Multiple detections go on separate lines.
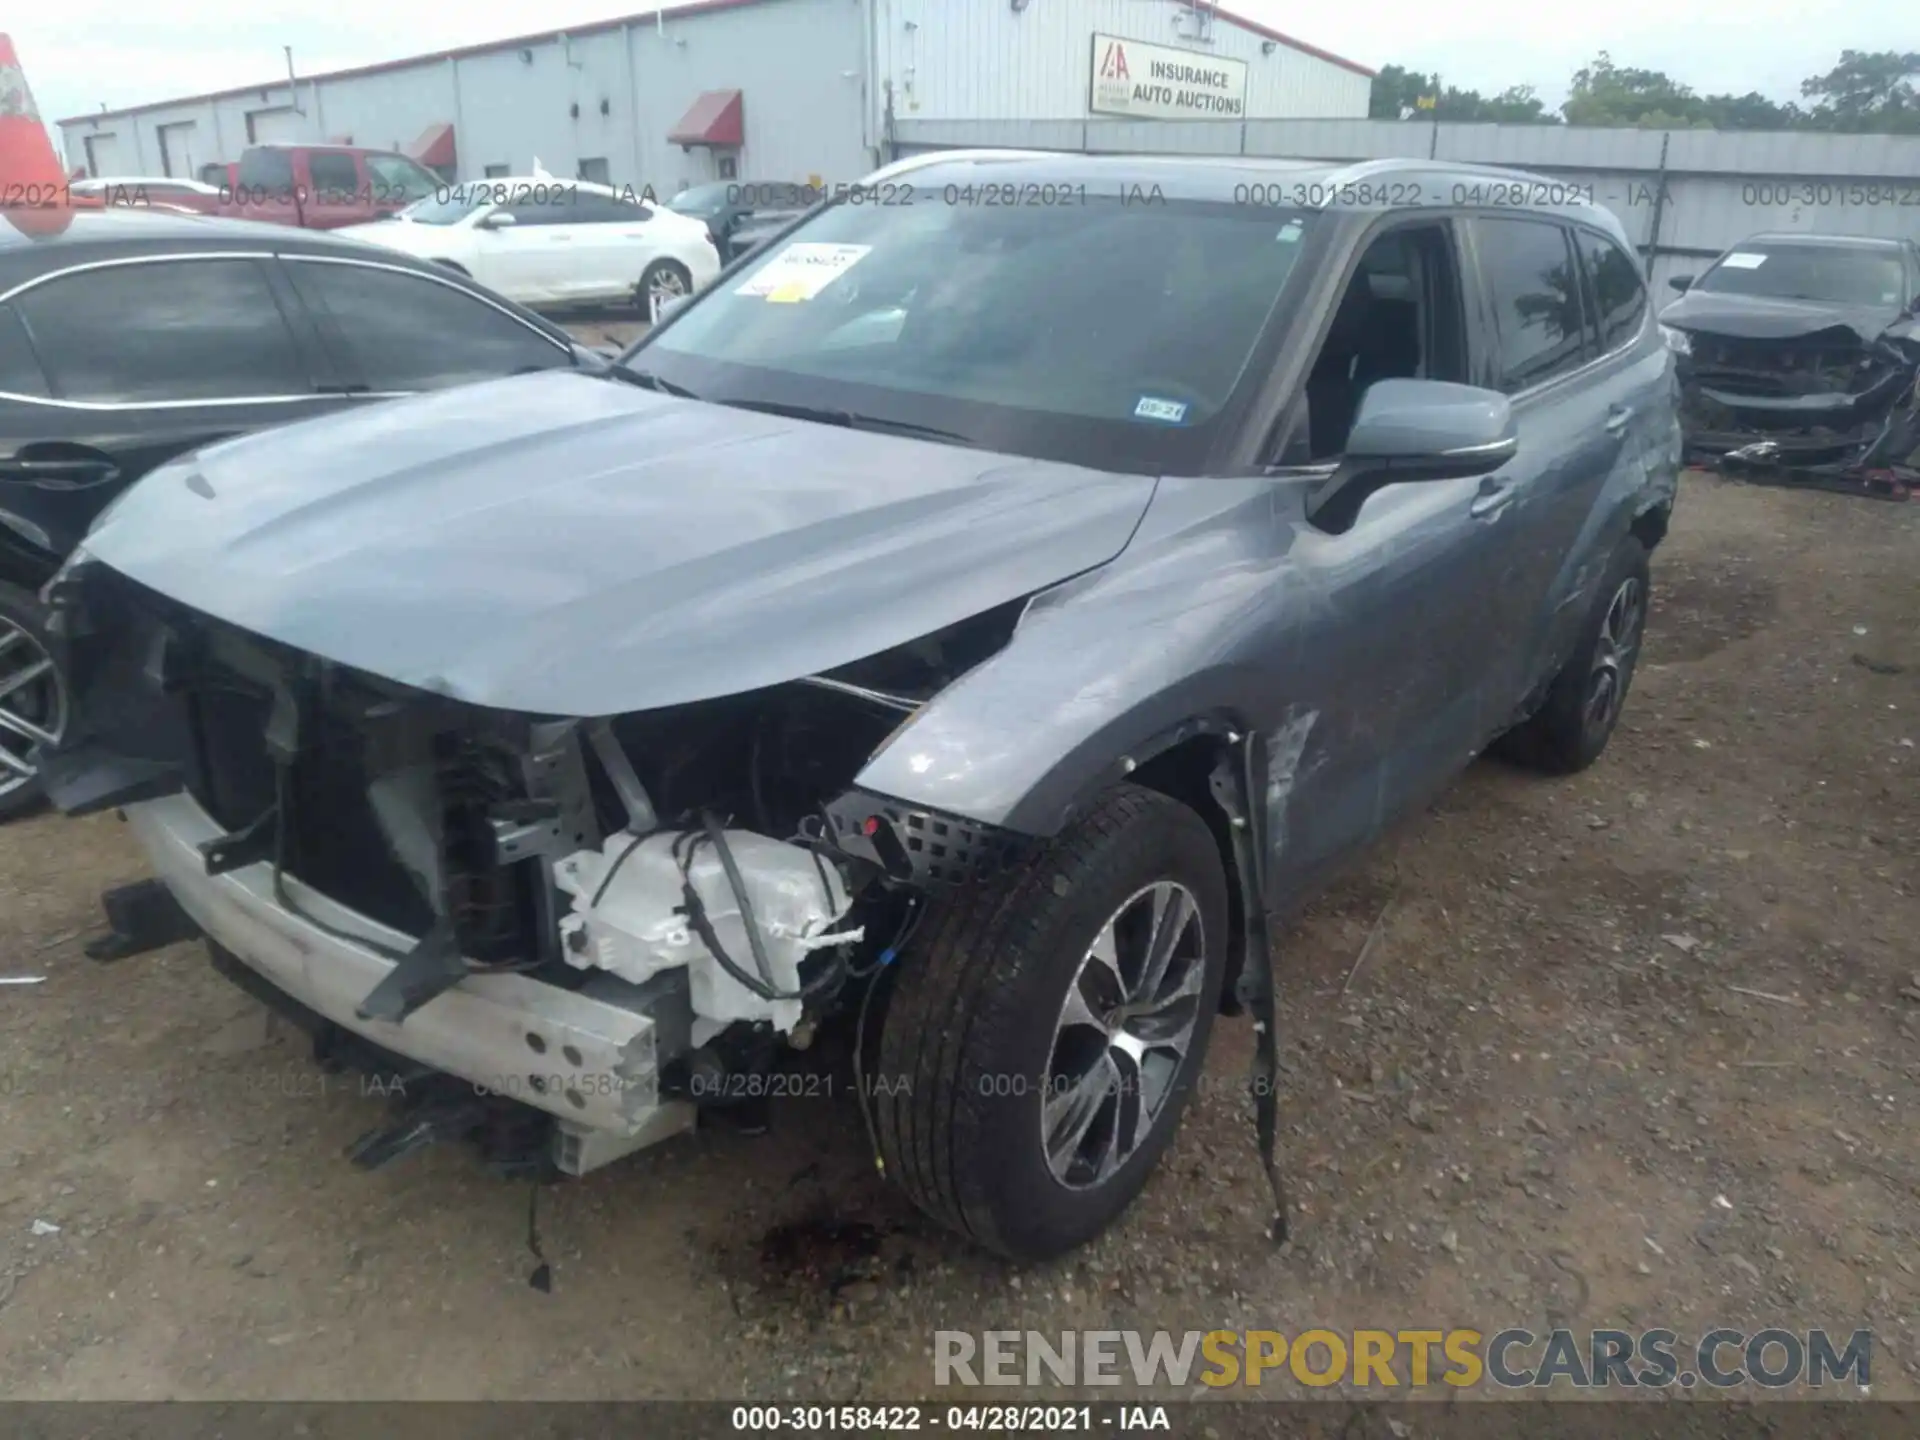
1, 470, 1915, 1402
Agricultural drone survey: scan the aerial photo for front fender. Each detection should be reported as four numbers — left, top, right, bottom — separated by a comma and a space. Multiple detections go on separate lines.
846, 476, 1305, 837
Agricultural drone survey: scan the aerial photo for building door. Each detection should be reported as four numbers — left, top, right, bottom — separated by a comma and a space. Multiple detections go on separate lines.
156, 122, 198, 178
81, 132, 123, 176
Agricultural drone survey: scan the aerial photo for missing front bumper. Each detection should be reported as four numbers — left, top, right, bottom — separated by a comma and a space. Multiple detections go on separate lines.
1679, 371, 1920, 499
127, 790, 694, 1172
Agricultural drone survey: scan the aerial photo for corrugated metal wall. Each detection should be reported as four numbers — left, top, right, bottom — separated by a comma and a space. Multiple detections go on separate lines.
894, 117, 1920, 295
872, 0, 1371, 123
59, 0, 874, 192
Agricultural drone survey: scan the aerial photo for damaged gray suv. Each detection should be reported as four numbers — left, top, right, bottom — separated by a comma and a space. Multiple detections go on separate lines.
41, 152, 1679, 1260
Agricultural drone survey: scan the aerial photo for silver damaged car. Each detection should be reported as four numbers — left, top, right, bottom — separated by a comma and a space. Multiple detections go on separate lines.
39, 152, 1679, 1260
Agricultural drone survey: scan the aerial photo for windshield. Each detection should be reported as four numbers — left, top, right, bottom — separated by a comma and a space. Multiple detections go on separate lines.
365, 153, 443, 204
631, 193, 1313, 471
1695, 243, 1908, 308
397, 186, 496, 226
667, 182, 732, 217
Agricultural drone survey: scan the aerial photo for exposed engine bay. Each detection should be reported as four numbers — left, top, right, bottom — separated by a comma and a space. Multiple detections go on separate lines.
1676, 322, 1920, 501
43, 561, 1032, 1174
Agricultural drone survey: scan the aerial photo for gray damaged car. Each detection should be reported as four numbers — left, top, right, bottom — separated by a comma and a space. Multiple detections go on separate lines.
1659, 232, 1920, 497
40, 152, 1679, 1260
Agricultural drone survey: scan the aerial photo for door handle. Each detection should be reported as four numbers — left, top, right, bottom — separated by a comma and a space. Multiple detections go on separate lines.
1469, 479, 1515, 520
0, 446, 120, 490
1605, 404, 1635, 435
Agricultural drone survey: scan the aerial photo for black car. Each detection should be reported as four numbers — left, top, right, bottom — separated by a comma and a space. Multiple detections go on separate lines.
664, 180, 812, 262
0, 208, 604, 818
1658, 232, 1920, 478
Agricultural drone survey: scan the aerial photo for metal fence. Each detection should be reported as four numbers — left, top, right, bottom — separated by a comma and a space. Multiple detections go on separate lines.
892, 117, 1920, 295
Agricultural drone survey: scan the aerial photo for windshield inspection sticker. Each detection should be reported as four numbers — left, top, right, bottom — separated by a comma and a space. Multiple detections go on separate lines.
1133, 396, 1190, 424
735, 243, 872, 303
1720, 252, 1768, 269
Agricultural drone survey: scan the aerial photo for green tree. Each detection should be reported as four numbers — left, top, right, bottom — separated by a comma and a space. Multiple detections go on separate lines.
1370, 67, 1560, 124
1799, 50, 1920, 132
1369, 64, 1438, 120
1561, 52, 1701, 126
1373, 49, 1920, 134
1696, 92, 1804, 130
1476, 85, 1558, 123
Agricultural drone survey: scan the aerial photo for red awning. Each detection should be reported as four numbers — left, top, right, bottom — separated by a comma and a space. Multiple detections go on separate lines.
406, 122, 456, 169
667, 89, 743, 148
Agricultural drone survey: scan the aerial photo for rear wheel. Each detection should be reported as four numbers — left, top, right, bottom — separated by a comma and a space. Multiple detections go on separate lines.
0, 581, 67, 823
872, 785, 1228, 1259
1497, 537, 1650, 774
638, 259, 692, 318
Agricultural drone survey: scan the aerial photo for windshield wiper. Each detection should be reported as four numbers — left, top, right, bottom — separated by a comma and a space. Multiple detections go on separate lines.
606, 363, 699, 399
719, 398, 977, 448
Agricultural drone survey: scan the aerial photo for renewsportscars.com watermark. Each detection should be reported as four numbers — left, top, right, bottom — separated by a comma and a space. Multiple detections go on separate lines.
934, 1328, 1873, 1391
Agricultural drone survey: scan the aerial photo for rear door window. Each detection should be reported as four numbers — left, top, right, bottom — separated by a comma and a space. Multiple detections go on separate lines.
1576, 230, 1648, 352
288, 259, 573, 390
576, 192, 654, 224
13, 258, 313, 403
0, 306, 50, 397
237, 148, 295, 195
502, 183, 583, 228
307, 152, 361, 201
1473, 217, 1592, 394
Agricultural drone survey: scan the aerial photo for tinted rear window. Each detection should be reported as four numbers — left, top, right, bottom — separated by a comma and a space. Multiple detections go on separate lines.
292, 260, 570, 389
307, 152, 361, 198
1578, 230, 1647, 352
15, 259, 310, 403
238, 149, 295, 192
1474, 217, 1590, 393
0, 305, 50, 397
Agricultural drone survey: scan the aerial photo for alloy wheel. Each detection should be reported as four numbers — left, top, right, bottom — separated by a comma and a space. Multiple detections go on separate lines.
0, 616, 64, 802
1584, 576, 1645, 737
647, 267, 690, 305
1042, 881, 1208, 1189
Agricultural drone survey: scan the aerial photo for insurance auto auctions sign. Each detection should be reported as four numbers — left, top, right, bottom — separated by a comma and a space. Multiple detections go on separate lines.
1089, 33, 1248, 120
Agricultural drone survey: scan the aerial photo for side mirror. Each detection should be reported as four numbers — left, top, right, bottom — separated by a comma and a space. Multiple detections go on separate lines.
480, 210, 517, 229
1668, 274, 1693, 292
1307, 379, 1517, 531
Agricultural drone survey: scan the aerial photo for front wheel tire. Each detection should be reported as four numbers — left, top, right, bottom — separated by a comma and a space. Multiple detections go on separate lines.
873, 785, 1229, 1260
638, 259, 692, 318
0, 580, 68, 823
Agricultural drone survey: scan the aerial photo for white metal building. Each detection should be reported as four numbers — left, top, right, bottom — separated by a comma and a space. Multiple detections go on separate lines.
57, 0, 1374, 194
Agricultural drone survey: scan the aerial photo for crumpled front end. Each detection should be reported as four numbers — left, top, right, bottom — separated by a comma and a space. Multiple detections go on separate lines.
39, 556, 1035, 1176
1674, 322, 1920, 496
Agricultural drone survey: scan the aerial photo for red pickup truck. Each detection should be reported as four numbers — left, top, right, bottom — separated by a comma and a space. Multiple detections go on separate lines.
216, 144, 444, 228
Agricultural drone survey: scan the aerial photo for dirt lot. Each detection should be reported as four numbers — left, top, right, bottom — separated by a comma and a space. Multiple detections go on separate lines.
1, 471, 1915, 1402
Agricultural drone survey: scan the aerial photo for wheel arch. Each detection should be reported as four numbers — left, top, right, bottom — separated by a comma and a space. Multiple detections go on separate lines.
1630, 499, 1671, 552
1126, 732, 1250, 1016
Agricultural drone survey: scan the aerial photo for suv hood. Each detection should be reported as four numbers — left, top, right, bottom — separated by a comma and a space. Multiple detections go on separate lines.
81, 371, 1157, 715
1661, 290, 1909, 344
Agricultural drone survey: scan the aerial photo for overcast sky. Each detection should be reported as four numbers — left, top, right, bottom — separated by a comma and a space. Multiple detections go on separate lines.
13, 0, 1904, 133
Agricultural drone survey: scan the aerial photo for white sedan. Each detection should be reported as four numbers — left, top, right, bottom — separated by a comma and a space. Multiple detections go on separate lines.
336, 177, 722, 312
